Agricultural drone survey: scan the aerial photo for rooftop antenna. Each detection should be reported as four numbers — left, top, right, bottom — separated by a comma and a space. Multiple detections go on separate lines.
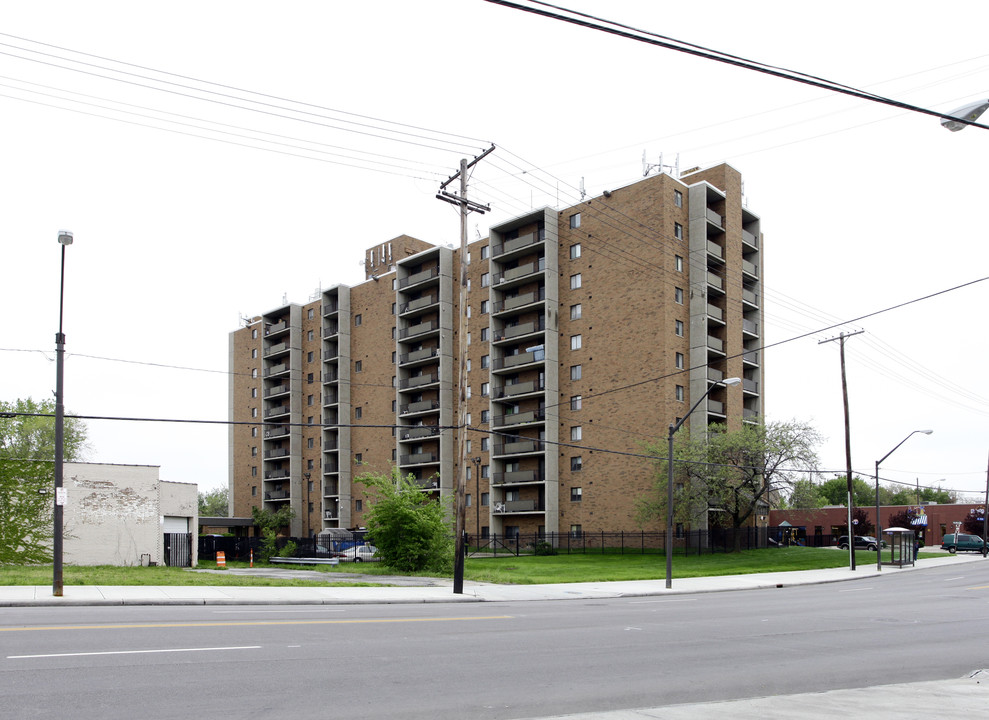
580, 177, 586, 201
643, 151, 680, 178
282, 292, 288, 306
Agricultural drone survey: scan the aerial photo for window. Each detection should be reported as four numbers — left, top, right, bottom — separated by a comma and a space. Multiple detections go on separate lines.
307, 351, 314, 362
251, 485, 257, 497
571, 334, 582, 350
481, 300, 489, 314
307, 372, 314, 384
251, 466, 258, 477
480, 327, 489, 342
251, 348, 257, 359
466, 359, 471, 372
307, 330, 314, 341
307, 308, 315, 320
675, 255, 684, 272
571, 456, 582, 472
570, 213, 581, 229
570, 364, 582, 380
480, 409, 489, 424
466, 493, 472, 507
391, 302, 396, 315
570, 273, 582, 289
251, 427, 258, 438
355, 453, 362, 464
676, 523, 684, 539
481, 354, 489, 369
570, 303, 582, 320
354, 407, 363, 419
481, 437, 489, 451
481, 464, 489, 478
481, 492, 490, 506
466, 386, 472, 399
251, 407, 257, 418
481, 272, 490, 287
354, 314, 362, 326
570, 243, 582, 259
356, 499, 363, 512
467, 332, 471, 346
675, 352, 685, 369
676, 385, 685, 401
481, 382, 490, 396
307, 394, 314, 406
251, 446, 258, 457
571, 487, 582, 502
571, 426, 582, 441
466, 440, 472, 453
252, 329, 258, 339
392, 326, 396, 339
481, 245, 489, 260
570, 524, 582, 538
391, 350, 396, 363
675, 320, 684, 337
675, 222, 684, 240
251, 368, 258, 378
355, 360, 362, 372
307, 459, 314, 470
570, 395, 582, 411
307, 416, 313, 425
674, 189, 683, 207
251, 388, 257, 398
392, 375, 397, 387
466, 305, 471, 319
675, 287, 684, 304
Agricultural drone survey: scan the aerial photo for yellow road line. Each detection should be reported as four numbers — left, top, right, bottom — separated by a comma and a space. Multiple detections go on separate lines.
0, 615, 513, 633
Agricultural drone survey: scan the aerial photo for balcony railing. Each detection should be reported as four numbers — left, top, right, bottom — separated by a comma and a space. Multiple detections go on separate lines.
263, 425, 289, 439
743, 319, 759, 336
494, 317, 546, 342
492, 257, 546, 284
265, 404, 290, 418
399, 452, 439, 466
493, 499, 544, 513
742, 259, 759, 278
263, 363, 289, 378
743, 378, 759, 394
492, 379, 545, 399
491, 287, 546, 314
322, 302, 338, 316
399, 347, 439, 365
400, 399, 440, 415
399, 319, 439, 340
490, 231, 544, 258
708, 399, 726, 415
399, 426, 440, 440
264, 320, 288, 336
742, 229, 759, 248
706, 208, 724, 228
263, 341, 289, 357
742, 288, 759, 306
264, 384, 290, 398
398, 266, 440, 289
492, 439, 544, 456
491, 470, 545, 485
707, 304, 724, 322
707, 272, 724, 291
492, 409, 545, 428
706, 240, 724, 259
263, 447, 290, 460
264, 489, 289, 499
322, 325, 338, 339
707, 336, 724, 353
264, 471, 290, 481
398, 294, 439, 315
491, 347, 545, 370
399, 373, 439, 390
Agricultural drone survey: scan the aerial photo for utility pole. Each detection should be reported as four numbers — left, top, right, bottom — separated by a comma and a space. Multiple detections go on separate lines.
820, 330, 863, 571
436, 145, 494, 595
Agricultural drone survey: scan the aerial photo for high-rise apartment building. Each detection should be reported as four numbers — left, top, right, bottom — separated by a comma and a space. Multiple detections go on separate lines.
228, 163, 763, 539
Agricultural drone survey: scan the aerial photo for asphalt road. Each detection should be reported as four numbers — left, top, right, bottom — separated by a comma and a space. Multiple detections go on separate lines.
2, 562, 987, 720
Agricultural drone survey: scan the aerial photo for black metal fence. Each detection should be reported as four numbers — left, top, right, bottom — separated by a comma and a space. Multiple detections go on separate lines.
198, 531, 368, 562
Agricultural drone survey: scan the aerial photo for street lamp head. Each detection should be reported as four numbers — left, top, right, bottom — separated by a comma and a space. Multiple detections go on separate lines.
940, 99, 989, 132
57, 230, 73, 246
919, 429, 933, 435
722, 377, 742, 386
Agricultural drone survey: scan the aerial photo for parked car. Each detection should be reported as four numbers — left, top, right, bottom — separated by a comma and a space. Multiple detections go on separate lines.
339, 544, 379, 562
836, 535, 883, 551
940, 533, 988, 554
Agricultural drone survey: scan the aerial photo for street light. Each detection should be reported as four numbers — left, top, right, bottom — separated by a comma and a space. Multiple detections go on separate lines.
53, 229, 73, 597
940, 99, 989, 132
874, 429, 932, 571
666, 377, 741, 589
471, 456, 482, 545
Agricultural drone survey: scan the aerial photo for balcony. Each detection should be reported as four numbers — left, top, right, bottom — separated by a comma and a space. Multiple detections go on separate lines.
264, 320, 289, 337
400, 399, 440, 415
743, 378, 759, 394
707, 272, 724, 293
707, 399, 726, 416
263, 362, 289, 378
491, 287, 546, 315
490, 231, 544, 259
323, 392, 338, 407
322, 325, 339, 339
398, 266, 440, 289
324, 369, 338, 382
491, 470, 545, 485
492, 409, 545, 428
412, 477, 442, 490
322, 302, 338, 317
742, 259, 759, 278
706, 240, 724, 260
742, 229, 759, 249
263, 341, 290, 359
264, 489, 289, 499
263, 425, 289, 439
323, 346, 339, 361
494, 317, 545, 343
742, 319, 759, 338
493, 499, 544, 514
491, 347, 545, 371
492, 439, 544, 457
707, 304, 724, 323
707, 368, 724, 383
399, 347, 439, 366
398, 294, 439, 316
264, 470, 290, 481
399, 319, 439, 340
400, 452, 439, 466
707, 336, 725, 354
264, 383, 290, 398
742, 288, 759, 307
263, 447, 290, 460
399, 426, 440, 441
706, 208, 724, 229
492, 379, 545, 399
323, 462, 339, 474
492, 257, 546, 287
265, 404, 290, 419
399, 373, 439, 390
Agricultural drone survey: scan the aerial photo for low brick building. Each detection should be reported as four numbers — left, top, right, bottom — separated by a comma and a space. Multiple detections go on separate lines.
770, 504, 984, 546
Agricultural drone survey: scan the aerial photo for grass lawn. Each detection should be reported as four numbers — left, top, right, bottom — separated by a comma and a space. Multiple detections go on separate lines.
0, 547, 946, 586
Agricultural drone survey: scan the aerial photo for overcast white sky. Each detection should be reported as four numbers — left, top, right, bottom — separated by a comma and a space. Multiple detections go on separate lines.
3, 1, 988, 501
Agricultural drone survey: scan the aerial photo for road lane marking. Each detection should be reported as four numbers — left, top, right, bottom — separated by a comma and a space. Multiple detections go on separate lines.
0, 615, 513, 633
628, 599, 695, 604
838, 587, 874, 592
211, 609, 347, 614
8, 646, 260, 659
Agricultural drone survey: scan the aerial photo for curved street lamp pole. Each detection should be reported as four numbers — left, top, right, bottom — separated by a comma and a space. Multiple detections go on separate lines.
53, 230, 73, 597
875, 430, 932, 571
666, 377, 740, 589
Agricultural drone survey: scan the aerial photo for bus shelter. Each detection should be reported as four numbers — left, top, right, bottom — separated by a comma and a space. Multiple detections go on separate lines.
883, 527, 916, 568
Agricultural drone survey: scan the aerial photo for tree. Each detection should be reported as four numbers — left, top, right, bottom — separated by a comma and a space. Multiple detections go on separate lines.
961, 506, 988, 538
355, 467, 454, 573
787, 479, 826, 509
251, 505, 295, 561
198, 487, 229, 516
639, 419, 822, 551
886, 507, 925, 533
0, 398, 89, 565
817, 475, 875, 507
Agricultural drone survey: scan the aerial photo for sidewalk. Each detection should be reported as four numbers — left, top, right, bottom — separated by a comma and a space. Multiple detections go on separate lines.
3, 554, 986, 717
0, 552, 980, 607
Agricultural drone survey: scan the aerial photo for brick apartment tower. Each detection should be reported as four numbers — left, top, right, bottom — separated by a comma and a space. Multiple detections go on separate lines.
228, 163, 764, 539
